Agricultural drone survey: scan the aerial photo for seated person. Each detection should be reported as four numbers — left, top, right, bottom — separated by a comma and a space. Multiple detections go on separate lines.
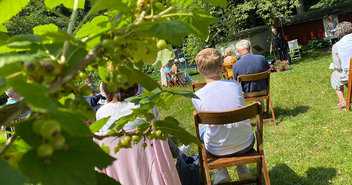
84, 75, 101, 112
330, 21, 352, 109
95, 83, 181, 185
223, 47, 237, 79
232, 40, 270, 97
192, 48, 255, 184
170, 59, 187, 84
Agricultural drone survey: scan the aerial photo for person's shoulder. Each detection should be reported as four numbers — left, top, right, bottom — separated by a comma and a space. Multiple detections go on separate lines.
210, 80, 241, 89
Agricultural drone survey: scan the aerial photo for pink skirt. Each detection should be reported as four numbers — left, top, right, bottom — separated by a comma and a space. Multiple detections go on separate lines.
95, 137, 181, 185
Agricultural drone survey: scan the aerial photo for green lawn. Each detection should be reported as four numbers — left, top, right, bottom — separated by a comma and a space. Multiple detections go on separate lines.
162, 51, 352, 185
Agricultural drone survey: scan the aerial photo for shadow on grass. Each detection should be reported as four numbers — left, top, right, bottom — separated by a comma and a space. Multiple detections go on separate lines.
273, 105, 310, 119
269, 163, 336, 185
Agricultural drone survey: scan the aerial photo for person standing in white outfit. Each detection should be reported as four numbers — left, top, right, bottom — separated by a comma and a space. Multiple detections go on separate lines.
330, 22, 352, 109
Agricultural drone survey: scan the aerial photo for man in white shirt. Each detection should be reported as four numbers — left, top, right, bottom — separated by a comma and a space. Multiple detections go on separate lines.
192, 48, 254, 184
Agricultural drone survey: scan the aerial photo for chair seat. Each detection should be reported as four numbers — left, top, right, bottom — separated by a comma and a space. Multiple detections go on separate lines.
243, 89, 267, 98
207, 149, 262, 170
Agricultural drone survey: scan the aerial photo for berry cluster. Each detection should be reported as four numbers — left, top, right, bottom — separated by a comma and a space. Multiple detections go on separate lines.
32, 120, 66, 159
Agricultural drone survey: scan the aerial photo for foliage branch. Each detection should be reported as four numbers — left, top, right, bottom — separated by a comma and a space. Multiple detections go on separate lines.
0, 0, 227, 184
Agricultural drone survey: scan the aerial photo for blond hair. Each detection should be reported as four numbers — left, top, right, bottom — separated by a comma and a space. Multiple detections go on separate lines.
225, 47, 234, 56
195, 48, 222, 77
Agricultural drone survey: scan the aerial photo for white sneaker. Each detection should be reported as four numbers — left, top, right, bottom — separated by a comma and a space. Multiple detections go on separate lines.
179, 144, 190, 156
236, 165, 252, 180
213, 168, 231, 184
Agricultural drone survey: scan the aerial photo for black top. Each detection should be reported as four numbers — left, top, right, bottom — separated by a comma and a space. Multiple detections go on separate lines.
272, 32, 288, 51
232, 53, 270, 92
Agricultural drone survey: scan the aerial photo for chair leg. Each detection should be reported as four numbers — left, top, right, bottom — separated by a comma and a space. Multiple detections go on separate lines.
266, 98, 270, 118
199, 157, 206, 185
268, 97, 277, 126
205, 167, 212, 185
257, 161, 263, 185
347, 82, 352, 110
262, 156, 271, 185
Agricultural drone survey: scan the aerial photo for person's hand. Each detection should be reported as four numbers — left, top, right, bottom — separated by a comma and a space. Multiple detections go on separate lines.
278, 48, 281, 50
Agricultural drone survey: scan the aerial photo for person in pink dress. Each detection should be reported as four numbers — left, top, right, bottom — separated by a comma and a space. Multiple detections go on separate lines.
95, 83, 181, 185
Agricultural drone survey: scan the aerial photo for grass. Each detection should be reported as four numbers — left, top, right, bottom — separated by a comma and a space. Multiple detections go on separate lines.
1, 51, 351, 184
161, 51, 352, 185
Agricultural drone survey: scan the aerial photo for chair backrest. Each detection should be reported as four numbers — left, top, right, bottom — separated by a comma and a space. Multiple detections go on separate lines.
288, 39, 299, 50
192, 82, 207, 92
237, 70, 270, 94
193, 102, 263, 143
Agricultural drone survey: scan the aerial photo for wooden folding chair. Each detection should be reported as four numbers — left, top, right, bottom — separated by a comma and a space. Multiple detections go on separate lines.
193, 102, 270, 185
192, 82, 207, 92
169, 71, 185, 87
346, 58, 352, 110
237, 70, 277, 125
165, 73, 174, 86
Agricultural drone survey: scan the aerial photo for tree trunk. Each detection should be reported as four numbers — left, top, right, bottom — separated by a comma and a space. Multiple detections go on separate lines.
297, 0, 305, 15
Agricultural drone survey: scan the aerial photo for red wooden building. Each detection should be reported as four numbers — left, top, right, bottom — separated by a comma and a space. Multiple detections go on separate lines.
282, 2, 352, 45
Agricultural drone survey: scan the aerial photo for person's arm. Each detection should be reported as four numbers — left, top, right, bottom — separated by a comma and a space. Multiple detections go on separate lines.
332, 44, 342, 71
232, 63, 239, 82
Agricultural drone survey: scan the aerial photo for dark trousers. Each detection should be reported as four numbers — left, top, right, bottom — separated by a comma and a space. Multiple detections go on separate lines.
276, 49, 289, 61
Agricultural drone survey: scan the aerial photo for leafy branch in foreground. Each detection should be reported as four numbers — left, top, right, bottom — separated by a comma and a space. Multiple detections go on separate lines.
0, 0, 227, 185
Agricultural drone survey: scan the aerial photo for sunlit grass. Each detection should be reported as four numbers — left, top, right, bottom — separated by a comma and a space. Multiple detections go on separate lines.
162, 51, 352, 185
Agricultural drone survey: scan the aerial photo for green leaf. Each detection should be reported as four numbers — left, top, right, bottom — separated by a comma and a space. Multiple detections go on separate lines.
16, 119, 42, 147
202, 0, 227, 7
7, 34, 44, 44
169, 90, 199, 99
96, 172, 121, 185
129, 67, 161, 91
149, 20, 195, 46
155, 116, 201, 146
76, 15, 110, 38
110, 114, 136, 131
90, 0, 128, 14
101, 143, 110, 154
19, 137, 115, 185
41, 31, 75, 43
0, 158, 27, 185
33, 24, 59, 35
98, 65, 109, 83
0, 76, 5, 89
45, 0, 85, 9
0, 0, 30, 24
136, 122, 149, 133
62, 46, 88, 74
181, 9, 218, 39
155, 45, 175, 66
8, 76, 57, 113
125, 96, 143, 104
90, 116, 110, 133
51, 109, 92, 137
0, 24, 7, 32
0, 62, 21, 79
0, 51, 47, 65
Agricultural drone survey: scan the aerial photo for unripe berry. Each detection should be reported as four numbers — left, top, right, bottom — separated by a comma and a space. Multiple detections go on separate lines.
156, 40, 167, 50
40, 120, 61, 139
37, 144, 54, 157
